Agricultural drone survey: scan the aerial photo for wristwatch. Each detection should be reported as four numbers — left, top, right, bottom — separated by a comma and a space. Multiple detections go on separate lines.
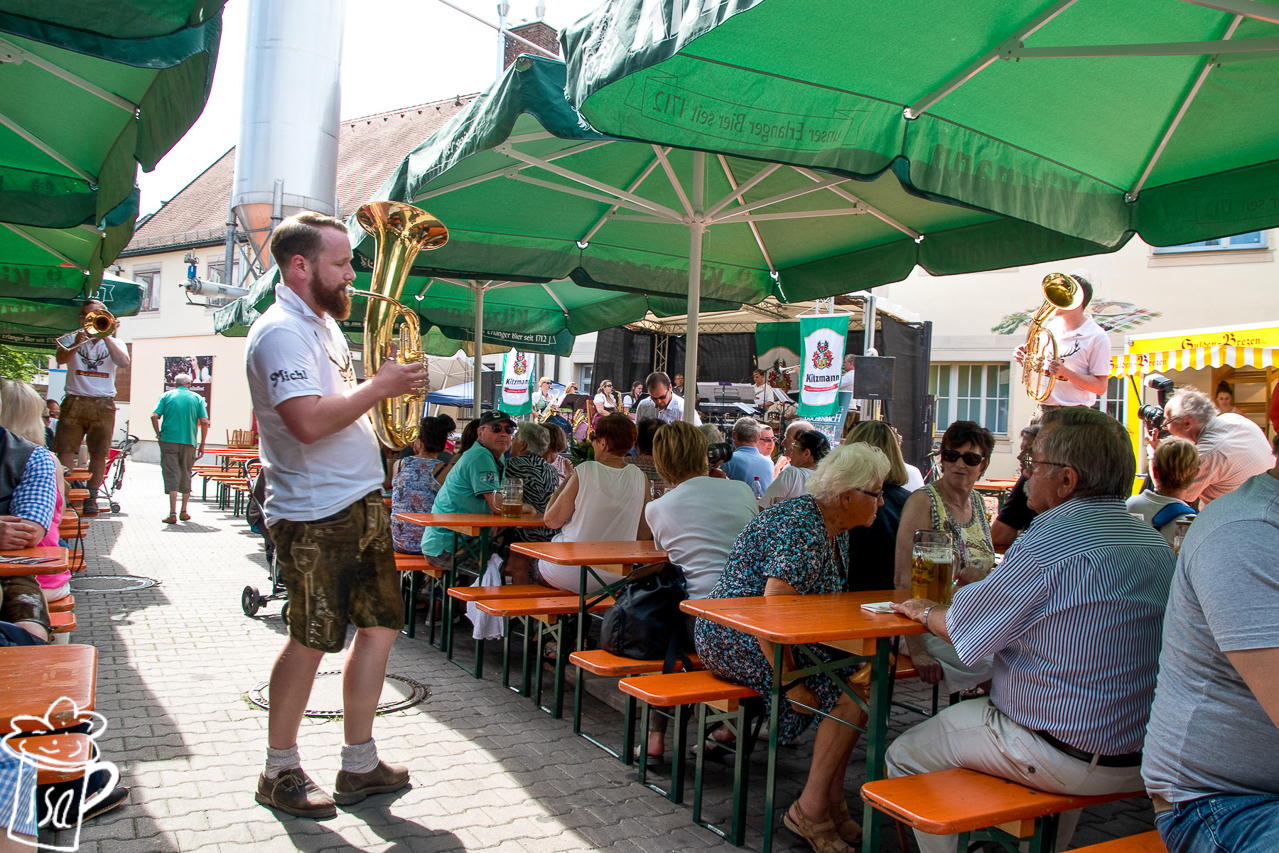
920, 605, 935, 633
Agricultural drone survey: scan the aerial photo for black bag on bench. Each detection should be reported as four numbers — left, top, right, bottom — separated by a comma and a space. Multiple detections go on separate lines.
599, 561, 690, 666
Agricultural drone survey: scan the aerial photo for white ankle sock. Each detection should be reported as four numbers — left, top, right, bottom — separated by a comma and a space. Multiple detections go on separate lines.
263, 744, 300, 780
341, 739, 379, 774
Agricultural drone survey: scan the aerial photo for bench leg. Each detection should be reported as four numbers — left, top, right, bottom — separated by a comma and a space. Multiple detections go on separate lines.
622, 695, 636, 766
668, 703, 690, 804
402, 571, 421, 639
693, 701, 753, 847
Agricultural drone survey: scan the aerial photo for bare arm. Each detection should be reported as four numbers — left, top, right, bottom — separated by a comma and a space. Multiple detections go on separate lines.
894, 489, 945, 681
150, 413, 162, 439
1051, 365, 1108, 395
197, 418, 210, 458
273, 361, 424, 445
1225, 648, 1279, 730
636, 480, 652, 541
990, 518, 1019, 550
103, 334, 129, 367
543, 470, 579, 530
54, 333, 85, 365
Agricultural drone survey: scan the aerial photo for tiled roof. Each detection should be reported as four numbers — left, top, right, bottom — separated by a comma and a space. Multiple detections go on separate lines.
123, 95, 477, 255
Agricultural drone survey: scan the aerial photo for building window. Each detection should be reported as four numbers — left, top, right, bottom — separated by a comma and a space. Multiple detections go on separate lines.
1152, 230, 1266, 254
134, 268, 160, 312
204, 260, 241, 308
929, 363, 1011, 435
577, 364, 594, 393
1100, 376, 1127, 424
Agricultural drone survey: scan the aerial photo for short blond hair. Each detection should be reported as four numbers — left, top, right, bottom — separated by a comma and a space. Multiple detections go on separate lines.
653, 421, 707, 484
1152, 436, 1200, 492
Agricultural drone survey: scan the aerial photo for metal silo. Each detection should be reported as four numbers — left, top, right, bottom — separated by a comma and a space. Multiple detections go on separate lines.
232, 0, 346, 267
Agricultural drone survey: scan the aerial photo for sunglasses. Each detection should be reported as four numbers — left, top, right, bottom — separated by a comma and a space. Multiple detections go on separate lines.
759, 436, 775, 444
485, 423, 517, 434
941, 448, 986, 467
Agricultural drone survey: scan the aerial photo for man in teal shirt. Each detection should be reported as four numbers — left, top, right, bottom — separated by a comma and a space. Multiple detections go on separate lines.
422, 410, 515, 563
151, 373, 210, 524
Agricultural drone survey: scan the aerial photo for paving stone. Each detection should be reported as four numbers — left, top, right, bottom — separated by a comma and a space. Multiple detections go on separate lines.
40, 461, 1154, 853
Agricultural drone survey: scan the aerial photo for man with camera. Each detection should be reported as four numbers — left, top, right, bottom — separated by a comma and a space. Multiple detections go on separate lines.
1154, 389, 1273, 506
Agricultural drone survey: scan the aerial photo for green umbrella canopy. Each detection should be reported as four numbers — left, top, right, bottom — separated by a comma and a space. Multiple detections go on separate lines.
562, 0, 1279, 248
0, 2, 224, 231
0, 273, 145, 349
360, 55, 1119, 308
0, 189, 137, 296
211, 265, 656, 357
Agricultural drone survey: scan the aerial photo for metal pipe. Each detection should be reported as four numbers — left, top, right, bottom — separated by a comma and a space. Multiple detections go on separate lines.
474, 283, 485, 416
683, 152, 705, 424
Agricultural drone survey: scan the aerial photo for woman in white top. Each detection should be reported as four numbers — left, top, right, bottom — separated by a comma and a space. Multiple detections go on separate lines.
1127, 436, 1200, 546
622, 380, 645, 412
641, 421, 758, 760
762, 429, 828, 507
536, 413, 651, 593
592, 380, 619, 416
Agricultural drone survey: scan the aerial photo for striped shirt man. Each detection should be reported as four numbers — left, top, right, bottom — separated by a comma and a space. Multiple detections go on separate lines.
947, 496, 1176, 755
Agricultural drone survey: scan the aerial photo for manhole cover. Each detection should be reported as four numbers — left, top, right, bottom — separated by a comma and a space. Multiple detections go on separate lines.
248, 671, 429, 718
70, 576, 160, 593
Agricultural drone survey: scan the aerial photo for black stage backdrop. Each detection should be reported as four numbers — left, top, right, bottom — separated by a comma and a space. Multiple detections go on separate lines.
593, 318, 932, 467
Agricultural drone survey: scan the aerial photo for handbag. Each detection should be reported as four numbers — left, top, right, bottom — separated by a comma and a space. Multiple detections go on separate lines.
599, 561, 691, 667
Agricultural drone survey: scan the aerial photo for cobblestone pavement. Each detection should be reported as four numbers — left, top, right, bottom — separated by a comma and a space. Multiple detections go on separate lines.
56, 461, 1154, 853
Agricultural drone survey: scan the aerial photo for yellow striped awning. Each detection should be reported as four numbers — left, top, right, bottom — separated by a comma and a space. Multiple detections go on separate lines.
1110, 346, 1277, 376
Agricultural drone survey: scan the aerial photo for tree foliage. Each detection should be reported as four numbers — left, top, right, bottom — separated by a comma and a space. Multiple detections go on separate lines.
0, 345, 50, 383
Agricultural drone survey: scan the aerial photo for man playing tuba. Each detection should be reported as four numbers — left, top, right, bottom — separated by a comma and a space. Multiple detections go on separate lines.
1014, 271, 1111, 413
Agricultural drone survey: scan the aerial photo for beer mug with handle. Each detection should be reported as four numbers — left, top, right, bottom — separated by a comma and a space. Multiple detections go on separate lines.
911, 530, 957, 605
499, 477, 524, 518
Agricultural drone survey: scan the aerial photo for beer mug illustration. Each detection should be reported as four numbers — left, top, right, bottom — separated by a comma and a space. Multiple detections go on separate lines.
3, 697, 119, 851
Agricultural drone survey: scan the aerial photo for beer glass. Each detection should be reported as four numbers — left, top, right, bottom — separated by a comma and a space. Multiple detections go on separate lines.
499, 477, 524, 518
911, 530, 957, 605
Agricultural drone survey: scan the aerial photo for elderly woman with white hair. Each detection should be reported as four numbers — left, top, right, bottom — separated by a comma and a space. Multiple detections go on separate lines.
695, 443, 889, 853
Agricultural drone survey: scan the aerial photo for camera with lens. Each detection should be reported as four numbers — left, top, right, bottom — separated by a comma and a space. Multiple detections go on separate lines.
707, 442, 734, 465
1139, 373, 1176, 429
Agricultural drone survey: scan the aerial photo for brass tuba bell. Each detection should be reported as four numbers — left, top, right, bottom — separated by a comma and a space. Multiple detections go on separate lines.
1021, 272, 1084, 402
350, 201, 449, 449
82, 307, 116, 338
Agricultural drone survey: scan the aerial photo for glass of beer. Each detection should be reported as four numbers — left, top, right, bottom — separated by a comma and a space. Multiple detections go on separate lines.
499, 477, 524, 518
911, 530, 957, 605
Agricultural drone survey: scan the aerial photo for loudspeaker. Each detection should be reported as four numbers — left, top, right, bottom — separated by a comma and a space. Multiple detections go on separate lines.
480, 370, 501, 412
854, 356, 896, 401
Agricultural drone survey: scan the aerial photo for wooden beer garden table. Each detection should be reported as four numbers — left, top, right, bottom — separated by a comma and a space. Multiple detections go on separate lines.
682, 590, 926, 853
0, 644, 97, 733
974, 478, 1019, 510
509, 540, 668, 717
395, 512, 544, 673
0, 547, 69, 577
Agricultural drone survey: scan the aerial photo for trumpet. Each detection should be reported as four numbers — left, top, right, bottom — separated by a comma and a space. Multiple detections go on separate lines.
1021, 272, 1083, 402
59, 307, 117, 352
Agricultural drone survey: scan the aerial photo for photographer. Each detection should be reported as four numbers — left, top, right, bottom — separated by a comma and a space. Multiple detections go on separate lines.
1153, 389, 1273, 506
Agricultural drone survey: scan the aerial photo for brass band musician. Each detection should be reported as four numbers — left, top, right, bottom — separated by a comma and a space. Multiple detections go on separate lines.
1013, 272, 1110, 411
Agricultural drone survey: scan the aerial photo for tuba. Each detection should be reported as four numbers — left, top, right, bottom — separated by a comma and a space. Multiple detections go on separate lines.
350, 201, 449, 449
1021, 272, 1084, 402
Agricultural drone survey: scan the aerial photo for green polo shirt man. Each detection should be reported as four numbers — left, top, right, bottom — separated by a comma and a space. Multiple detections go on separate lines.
151, 373, 210, 524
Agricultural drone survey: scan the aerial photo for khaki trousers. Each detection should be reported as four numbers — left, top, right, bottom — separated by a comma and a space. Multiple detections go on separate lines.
884, 698, 1143, 853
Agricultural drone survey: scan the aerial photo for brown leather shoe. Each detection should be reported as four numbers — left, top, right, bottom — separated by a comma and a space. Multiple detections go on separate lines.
255, 769, 336, 819
333, 760, 409, 805
81, 498, 99, 517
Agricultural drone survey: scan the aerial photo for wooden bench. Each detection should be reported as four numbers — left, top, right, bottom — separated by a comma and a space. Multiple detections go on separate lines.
393, 553, 449, 643
67, 488, 90, 503
475, 594, 613, 719
568, 649, 701, 764
48, 595, 74, 614
1071, 831, 1166, 852
7, 733, 94, 784
49, 611, 76, 636
618, 670, 760, 840
860, 769, 1144, 853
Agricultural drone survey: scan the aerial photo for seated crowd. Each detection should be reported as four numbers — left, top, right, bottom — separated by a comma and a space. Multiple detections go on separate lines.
386, 392, 1278, 853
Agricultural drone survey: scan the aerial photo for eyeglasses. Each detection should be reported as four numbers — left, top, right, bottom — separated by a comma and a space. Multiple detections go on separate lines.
485, 424, 517, 434
941, 448, 986, 467
853, 487, 883, 501
1018, 452, 1070, 474
759, 436, 775, 444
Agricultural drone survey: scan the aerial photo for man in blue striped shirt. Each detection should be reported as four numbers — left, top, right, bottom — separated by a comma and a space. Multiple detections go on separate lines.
889, 407, 1176, 853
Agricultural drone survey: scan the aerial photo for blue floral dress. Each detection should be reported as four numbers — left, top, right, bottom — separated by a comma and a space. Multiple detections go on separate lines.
694, 495, 851, 743
391, 456, 444, 553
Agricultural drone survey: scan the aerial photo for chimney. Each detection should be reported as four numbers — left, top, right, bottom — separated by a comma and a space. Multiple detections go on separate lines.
504, 21, 560, 69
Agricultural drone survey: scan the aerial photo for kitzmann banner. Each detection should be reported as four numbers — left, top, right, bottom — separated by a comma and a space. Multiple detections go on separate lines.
798, 315, 849, 418
500, 348, 532, 415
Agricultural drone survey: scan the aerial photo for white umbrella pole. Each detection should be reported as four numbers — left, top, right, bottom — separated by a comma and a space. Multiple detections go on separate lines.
683, 152, 706, 424
473, 284, 485, 416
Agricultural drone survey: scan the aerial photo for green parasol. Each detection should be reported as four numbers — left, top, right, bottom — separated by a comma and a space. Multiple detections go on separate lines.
563, 0, 1279, 248
353, 55, 1119, 420
0, 273, 145, 350
0, 2, 224, 292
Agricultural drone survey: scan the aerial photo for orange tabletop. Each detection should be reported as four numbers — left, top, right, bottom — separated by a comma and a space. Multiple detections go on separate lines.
682, 590, 926, 645
395, 512, 544, 537
66, 469, 91, 481
0, 644, 97, 732
0, 547, 69, 577
975, 479, 1018, 491
509, 540, 667, 576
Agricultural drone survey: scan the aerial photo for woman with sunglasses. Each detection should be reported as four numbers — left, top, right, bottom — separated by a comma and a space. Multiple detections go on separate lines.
893, 420, 997, 690
592, 380, 619, 420
761, 429, 829, 507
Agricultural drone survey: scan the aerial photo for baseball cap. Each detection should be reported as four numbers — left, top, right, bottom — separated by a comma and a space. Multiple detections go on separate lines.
477, 410, 516, 429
